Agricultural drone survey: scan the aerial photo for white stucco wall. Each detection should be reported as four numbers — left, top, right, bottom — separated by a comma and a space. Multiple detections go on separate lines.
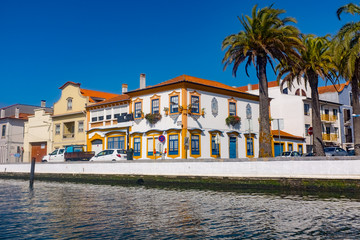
2, 157, 360, 179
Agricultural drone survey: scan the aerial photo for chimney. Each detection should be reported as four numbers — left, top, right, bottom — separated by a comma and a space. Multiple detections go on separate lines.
41, 100, 46, 108
140, 73, 146, 89
15, 108, 19, 118
247, 83, 252, 91
0, 109, 4, 118
122, 84, 128, 94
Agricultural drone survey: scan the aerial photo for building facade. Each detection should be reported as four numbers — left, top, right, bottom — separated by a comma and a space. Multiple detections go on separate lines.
0, 103, 52, 163
87, 75, 260, 159
239, 78, 342, 155
319, 82, 354, 150
23, 108, 53, 163
52, 81, 119, 150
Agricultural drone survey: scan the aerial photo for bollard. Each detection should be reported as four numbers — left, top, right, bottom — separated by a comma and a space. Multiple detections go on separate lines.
29, 157, 36, 188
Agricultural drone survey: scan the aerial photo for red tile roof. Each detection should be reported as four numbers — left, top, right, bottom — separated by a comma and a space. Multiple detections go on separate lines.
129, 75, 259, 98
271, 130, 304, 140
237, 80, 279, 92
1, 113, 32, 120
318, 82, 349, 94
80, 89, 120, 103
87, 94, 131, 108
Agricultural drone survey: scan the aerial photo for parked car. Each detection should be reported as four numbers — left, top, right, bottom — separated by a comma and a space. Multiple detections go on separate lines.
347, 149, 355, 156
324, 147, 348, 156
281, 151, 301, 157
90, 149, 127, 162
42, 148, 65, 162
304, 152, 315, 157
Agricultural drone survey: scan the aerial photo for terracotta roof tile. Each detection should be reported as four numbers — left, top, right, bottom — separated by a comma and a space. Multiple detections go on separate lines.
2, 113, 32, 120
318, 82, 349, 94
271, 130, 304, 140
80, 89, 120, 103
88, 94, 130, 107
237, 80, 279, 92
130, 74, 256, 95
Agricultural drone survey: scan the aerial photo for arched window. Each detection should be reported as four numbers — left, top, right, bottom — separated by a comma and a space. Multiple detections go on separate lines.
282, 88, 288, 94
301, 90, 306, 96
295, 89, 300, 96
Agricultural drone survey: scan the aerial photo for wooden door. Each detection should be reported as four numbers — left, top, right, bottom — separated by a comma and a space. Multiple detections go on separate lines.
31, 142, 47, 162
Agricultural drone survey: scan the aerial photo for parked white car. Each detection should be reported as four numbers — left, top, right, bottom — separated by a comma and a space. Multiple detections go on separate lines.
90, 149, 127, 162
42, 148, 65, 162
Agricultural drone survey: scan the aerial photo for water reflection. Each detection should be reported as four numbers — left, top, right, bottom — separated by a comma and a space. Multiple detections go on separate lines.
1, 179, 360, 239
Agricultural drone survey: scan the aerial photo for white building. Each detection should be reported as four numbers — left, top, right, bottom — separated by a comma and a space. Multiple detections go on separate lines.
23, 108, 53, 163
86, 74, 260, 159
238, 79, 342, 155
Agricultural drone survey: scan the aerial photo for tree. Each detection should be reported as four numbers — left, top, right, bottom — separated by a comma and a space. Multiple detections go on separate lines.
222, 4, 302, 157
277, 35, 337, 156
335, 3, 360, 155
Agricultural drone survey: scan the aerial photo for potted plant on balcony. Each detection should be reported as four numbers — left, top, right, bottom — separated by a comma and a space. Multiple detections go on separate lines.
145, 112, 162, 124
163, 107, 169, 116
187, 104, 193, 114
226, 115, 241, 126
178, 105, 184, 113
201, 108, 205, 116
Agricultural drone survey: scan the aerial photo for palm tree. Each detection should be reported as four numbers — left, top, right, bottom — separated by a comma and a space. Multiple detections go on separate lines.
222, 5, 302, 157
335, 3, 360, 155
277, 35, 337, 156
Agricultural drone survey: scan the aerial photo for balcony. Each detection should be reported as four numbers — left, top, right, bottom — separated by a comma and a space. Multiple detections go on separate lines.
116, 113, 134, 123
322, 134, 338, 142
321, 114, 337, 123
63, 133, 74, 139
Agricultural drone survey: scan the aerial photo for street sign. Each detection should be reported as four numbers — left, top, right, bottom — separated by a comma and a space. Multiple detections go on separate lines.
308, 127, 313, 135
159, 135, 165, 142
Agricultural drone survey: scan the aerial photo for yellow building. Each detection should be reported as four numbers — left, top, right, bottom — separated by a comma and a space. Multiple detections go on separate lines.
52, 82, 119, 150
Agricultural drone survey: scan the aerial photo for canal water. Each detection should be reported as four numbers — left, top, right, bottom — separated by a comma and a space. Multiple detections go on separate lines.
1, 179, 360, 239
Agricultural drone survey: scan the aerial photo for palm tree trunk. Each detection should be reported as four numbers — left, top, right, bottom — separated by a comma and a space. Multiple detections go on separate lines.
308, 70, 325, 156
351, 72, 360, 155
257, 56, 273, 157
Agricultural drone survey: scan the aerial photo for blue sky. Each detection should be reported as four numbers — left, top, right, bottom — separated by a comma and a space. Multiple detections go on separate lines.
0, 0, 355, 108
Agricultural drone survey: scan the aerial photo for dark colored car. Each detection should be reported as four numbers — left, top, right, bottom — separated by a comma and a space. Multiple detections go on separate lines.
347, 149, 355, 156
324, 147, 348, 156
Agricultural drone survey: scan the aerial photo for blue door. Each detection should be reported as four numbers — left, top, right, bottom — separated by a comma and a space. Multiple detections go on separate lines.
274, 143, 284, 156
229, 137, 237, 158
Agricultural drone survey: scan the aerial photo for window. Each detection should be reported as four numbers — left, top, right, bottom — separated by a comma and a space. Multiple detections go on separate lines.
246, 136, 254, 157
350, 92, 353, 106
282, 88, 288, 94
304, 104, 310, 115
298, 144, 303, 155
152, 99, 159, 114
135, 102, 142, 118
324, 109, 329, 115
55, 124, 60, 135
305, 124, 310, 136
211, 135, 220, 156
229, 102, 236, 116
288, 143, 293, 151
134, 137, 141, 157
168, 134, 179, 155
333, 109, 338, 118
191, 96, 199, 113
67, 98, 73, 110
108, 136, 125, 149
147, 138, 154, 156
191, 134, 200, 155
326, 127, 330, 134
63, 122, 75, 138
1, 125, 6, 137
78, 121, 84, 132
334, 127, 339, 137
170, 96, 179, 113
